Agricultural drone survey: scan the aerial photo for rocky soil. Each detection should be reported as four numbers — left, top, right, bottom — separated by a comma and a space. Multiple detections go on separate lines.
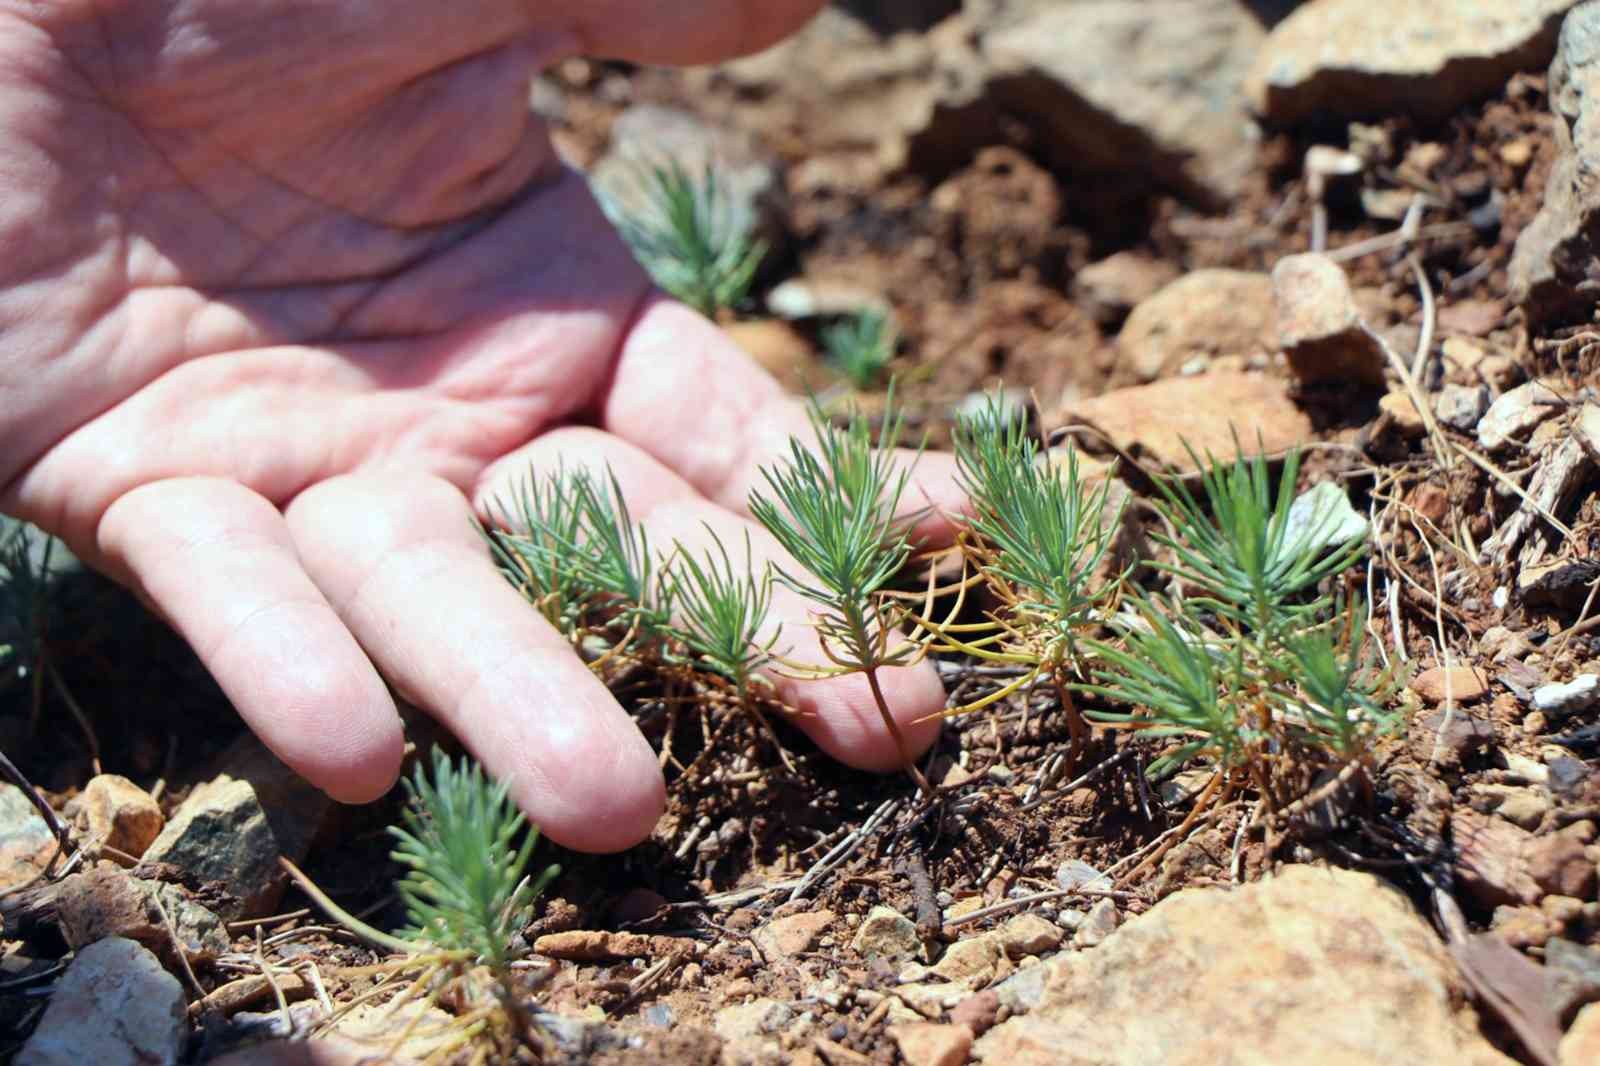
9, 1, 1600, 1064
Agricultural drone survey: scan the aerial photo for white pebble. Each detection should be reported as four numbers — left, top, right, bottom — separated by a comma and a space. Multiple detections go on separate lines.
1533, 674, 1600, 718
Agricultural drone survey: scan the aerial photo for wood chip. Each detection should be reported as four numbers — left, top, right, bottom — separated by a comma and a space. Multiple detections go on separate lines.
1484, 435, 1593, 568
532, 929, 702, 961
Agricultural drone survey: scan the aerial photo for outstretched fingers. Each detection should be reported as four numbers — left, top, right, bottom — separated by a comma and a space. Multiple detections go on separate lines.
283, 471, 665, 853
96, 478, 404, 803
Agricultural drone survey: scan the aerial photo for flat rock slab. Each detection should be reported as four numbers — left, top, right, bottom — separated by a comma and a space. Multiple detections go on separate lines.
973, 866, 1516, 1066
1057, 372, 1312, 474
1248, 0, 1572, 124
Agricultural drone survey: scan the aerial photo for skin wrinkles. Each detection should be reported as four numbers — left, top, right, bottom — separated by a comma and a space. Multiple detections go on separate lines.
0, 1, 972, 854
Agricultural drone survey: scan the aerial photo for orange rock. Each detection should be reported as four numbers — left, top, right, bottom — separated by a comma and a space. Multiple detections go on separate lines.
1410, 666, 1490, 704
889, 1022, 975, 1066
1056, 372, 1312, 473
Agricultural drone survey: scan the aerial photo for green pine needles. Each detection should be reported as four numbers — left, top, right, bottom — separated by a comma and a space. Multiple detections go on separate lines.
284, 747, 563, 1056
749, 389, 933, 794
476, 380, 1400, 830
952, 396, 1121, 661
604, 160, 765, 319
1147, 444, 1365, 638
390, 748, 560, 972
481, 464, 592, 635
664, 531, 780, 697
482, 464, 673, 648
901, 395, 1127, 764
1084, 444, 1395, 813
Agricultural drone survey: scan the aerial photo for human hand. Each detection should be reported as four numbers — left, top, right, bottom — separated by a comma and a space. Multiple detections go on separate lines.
0, 0, 964, 851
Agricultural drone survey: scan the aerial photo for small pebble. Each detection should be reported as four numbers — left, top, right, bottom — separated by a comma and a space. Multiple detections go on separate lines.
1534, 675, 1600, 718
1549, 756, 1590, 798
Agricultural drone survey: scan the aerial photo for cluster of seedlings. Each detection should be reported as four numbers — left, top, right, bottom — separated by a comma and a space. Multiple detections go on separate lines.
476, 380, 1403, 832
593, 161, 1402, 832
305, 390, 1402, 1057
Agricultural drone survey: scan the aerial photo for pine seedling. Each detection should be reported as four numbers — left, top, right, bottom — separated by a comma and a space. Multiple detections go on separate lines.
482, 464, 594, 636
566, 467, 674, 641
822, 309, 895, 391
664, 529, 781, 698
484, 464, 673, 651
1149, 443, 1363, 641
749, 389, 932, 795
1080, 443, 1381, 865
604, 160, 765, 319
953, 395, 1121, 661
389, 748, 560, 975
1083, 599, 1245, 778
1270, 601, 1399, 761
919, 395, 1126, 761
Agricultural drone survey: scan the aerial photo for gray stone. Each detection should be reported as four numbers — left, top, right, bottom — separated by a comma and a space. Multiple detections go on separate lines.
1248, 0, 1572, 125
1512, 2, 1600, 322
1074, 898, 1120, 948
1536, 674, 1600, 717
16, 938, 185, 1066
1055, 859, 1112, 893
142, 740, 329, 919
1435, 383, 1492, 431
852, 905, 922, 960
528, 1010, 633, 1057
142, 778, 279, 919
1547, 937, 1600, 1023
1476, 380, 1564, 450
1284, 481, 1369, 559
54, 864, 228, 966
